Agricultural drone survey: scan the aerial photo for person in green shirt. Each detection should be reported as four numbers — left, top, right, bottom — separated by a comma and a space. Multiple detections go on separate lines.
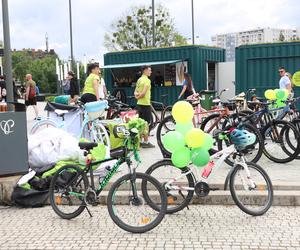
81, 63, 100, 104
134, 65, 155, 148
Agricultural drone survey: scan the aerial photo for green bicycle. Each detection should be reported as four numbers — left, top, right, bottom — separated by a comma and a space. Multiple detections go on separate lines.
49, 127, 167, 233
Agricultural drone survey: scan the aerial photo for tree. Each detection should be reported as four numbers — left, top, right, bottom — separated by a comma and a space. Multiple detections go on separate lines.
279, 31, 285, 42
12, 50, 58, 93
104, 5, 187, 51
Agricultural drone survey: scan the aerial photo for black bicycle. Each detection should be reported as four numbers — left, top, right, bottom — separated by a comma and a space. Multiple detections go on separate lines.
49, 127, 167, 233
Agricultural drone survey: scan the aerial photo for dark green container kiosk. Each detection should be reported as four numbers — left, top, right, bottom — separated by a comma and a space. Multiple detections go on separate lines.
236, 42, 300, 98
103, 45, 225, 106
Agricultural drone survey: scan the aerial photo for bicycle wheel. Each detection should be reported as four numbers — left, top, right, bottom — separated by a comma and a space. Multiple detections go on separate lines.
144, 159, 195, 214
262, 120, 300, 163
107, 172, 167, 233
200, 113, 227, 134
217, 123, 263, 166
230, 162, 273, 216
49, 165, 88, 220
162, 105, 172, 120
30, 120, 58, 134
156, 115, 176, 158
91, 120, 110, 149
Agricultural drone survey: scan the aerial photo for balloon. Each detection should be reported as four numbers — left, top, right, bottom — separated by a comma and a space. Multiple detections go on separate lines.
175, 122, 194, 137
264, 89, 276, 100
276, 99, 285, 108
185, 128, 205, 148
162, 131, 185, 153
275, 89, 285, 100
172, 101, 194, 123
171, 147, 191, 168
202, 133, 214, 150
190, 148, 210, 167
292, 71, 300, 87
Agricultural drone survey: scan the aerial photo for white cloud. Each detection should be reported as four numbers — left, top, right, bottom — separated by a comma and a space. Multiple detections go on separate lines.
0, 0, 299, 62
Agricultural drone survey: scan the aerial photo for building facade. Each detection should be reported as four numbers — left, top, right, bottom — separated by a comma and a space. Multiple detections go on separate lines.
212, 28, 300, 61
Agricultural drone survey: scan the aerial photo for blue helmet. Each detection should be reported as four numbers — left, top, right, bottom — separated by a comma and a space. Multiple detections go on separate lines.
230, 129, 256, 150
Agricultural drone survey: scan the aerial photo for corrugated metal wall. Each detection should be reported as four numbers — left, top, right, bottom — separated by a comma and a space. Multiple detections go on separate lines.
236, 42, 300, 98
104, 46, 225, 105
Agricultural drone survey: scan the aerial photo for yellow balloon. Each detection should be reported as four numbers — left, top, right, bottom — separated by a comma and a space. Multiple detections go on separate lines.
292, 71, 300, 87
172, 101, 194, 123
185, 128, 205, 148
264, 89, 276, 100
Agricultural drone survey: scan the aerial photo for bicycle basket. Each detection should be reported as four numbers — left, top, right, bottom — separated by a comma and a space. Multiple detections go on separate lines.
85, 100, 108, 121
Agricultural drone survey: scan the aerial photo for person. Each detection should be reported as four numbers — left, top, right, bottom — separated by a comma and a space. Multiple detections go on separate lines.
278, 67, 293, 97
134, 65, 155, 148
25, 74, 39, 119
285, 72, 294, 98
81, 63, 100, 104
99, 69, 108, 99
62, 78, 70, 95
0, 75, 6, 102
68, 71, 80, 103
154, 71, 164, 86
178, 73, 196, 99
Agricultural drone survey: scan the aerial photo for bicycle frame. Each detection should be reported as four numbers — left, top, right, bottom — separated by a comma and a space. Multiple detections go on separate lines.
69, 144, 141, 199
165, 145, 254, 192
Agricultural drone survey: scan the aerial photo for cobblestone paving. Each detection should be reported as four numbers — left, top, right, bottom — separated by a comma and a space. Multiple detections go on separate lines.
0, 205, 300, 250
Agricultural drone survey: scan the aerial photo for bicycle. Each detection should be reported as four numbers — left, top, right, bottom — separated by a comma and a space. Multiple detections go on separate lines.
30, 101, 110, 154
145, 129, 273, 216
235, 99, 300, 163
49, 126, 167, 233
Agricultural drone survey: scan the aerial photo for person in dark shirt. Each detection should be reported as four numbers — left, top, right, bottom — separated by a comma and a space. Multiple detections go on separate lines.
154, 71, 164, 86
68, 71, 79, 103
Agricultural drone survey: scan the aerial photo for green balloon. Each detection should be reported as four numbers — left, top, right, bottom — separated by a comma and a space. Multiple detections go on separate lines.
190, 148, 210, 167
175, 122, 194, 137
202, 133, 214, 150
276, 99, 285, 108
162, 131, 185, 153
171, 147, 191, 168
276, 89, 285, 100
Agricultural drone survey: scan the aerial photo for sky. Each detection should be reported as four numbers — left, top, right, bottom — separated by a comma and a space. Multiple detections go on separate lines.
0, 0, 299, 64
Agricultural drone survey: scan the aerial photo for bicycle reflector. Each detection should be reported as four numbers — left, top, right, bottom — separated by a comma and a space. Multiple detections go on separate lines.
229, 129, 256, 150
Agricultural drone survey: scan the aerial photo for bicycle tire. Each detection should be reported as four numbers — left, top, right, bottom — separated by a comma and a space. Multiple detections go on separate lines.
200, 113, 227, 134
288, 119, 300, 159
30, 120, 58, 134
162, 105, 172, 121
230, 162, 273, 216
144, 159, 195, 214
49, 165, 88, 220
217, 123, 264, 166
156, 115, 176, 158
107, 172, 167, 233
262, 120, 300, 163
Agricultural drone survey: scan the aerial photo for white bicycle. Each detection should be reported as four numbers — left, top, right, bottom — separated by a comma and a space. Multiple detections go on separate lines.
30, 101, 110, 156
145, 129, 273, 216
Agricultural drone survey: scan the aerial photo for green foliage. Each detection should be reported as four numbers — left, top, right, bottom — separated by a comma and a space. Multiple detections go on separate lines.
104, 5, 187, 51
12, 50, 58, 94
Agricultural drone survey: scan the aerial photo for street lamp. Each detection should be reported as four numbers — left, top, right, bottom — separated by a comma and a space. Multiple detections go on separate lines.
152, 0, 155, 47
68, 0, 74, 70
1, 0, 13, 110
191, 0, 195, 45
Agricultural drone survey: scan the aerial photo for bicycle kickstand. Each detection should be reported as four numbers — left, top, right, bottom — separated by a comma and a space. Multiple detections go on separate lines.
179, 190, 190, 210
85, 206, 93, 218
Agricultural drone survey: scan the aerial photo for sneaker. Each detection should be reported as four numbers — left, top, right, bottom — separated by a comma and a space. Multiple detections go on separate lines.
141, 142, 155, 148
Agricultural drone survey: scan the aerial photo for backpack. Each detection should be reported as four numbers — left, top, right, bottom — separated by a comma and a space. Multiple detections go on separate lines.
29, 86, 36, 99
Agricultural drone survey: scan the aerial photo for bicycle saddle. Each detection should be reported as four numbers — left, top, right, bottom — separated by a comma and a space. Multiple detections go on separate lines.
78, 142, 98, 151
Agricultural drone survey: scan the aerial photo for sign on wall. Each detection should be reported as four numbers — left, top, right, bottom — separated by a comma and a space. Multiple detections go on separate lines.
176, 61, 188, 86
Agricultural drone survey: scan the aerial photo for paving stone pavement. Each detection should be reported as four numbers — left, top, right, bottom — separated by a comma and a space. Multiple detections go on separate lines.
0, 205, 300, 250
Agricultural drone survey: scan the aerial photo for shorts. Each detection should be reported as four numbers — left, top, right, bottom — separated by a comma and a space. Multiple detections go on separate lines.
81, 93, 97, 104
137, 105, 152, 124
25, 97, 37, 106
